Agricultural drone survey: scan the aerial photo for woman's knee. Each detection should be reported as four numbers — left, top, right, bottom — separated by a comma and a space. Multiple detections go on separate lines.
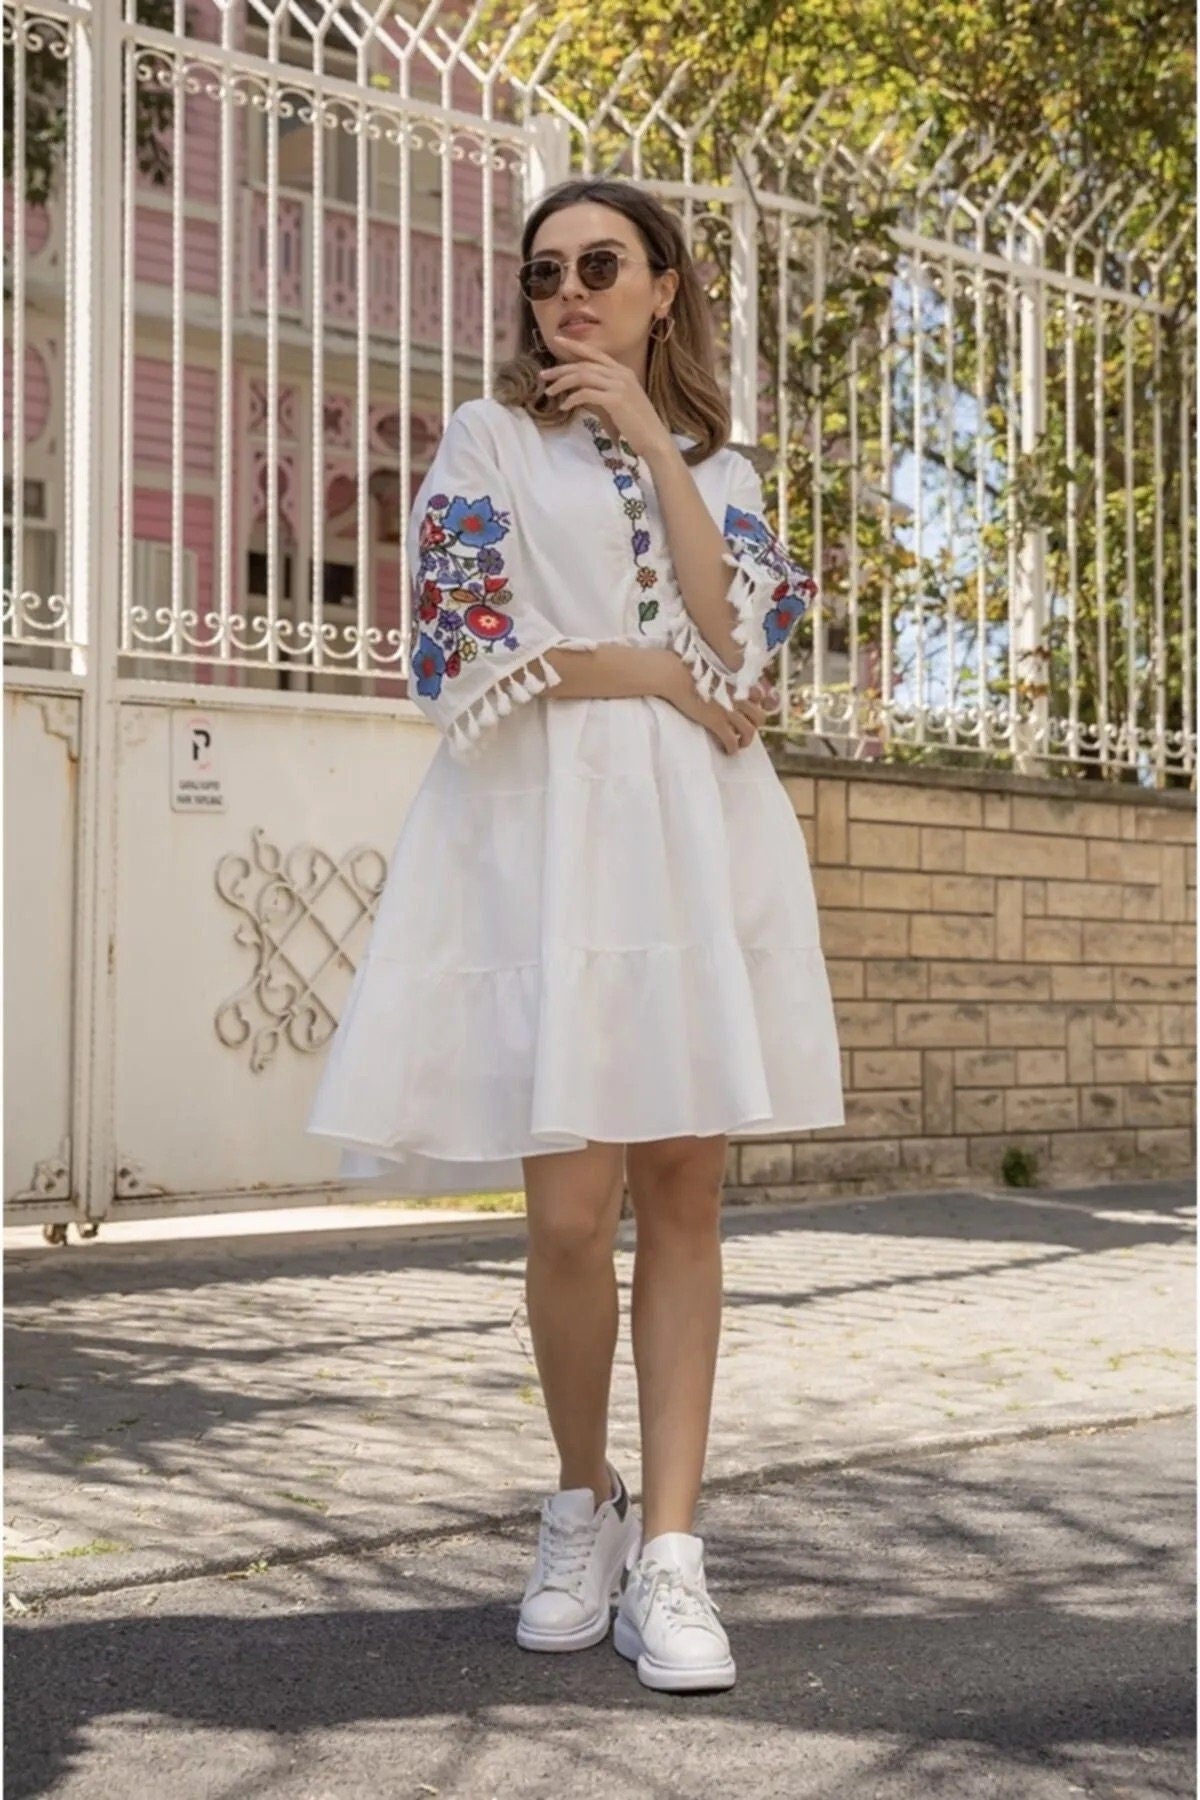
626, 1134, 727, 1237
523, 1142, 625, 1267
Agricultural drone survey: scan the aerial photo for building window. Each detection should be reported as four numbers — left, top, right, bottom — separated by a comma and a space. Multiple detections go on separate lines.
321, 558, 355, 609
3, 477, 63, 668
246, 551, 362, 694
246, 547, 295, 603
244, 7, 446, 221
125, 538, 200, 682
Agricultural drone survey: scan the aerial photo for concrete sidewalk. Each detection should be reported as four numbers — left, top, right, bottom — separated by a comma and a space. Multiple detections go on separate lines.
4, 1179, 1194, 1602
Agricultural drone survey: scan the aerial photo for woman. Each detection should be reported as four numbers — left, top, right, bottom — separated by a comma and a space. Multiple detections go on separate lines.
306, 178, 844, 1694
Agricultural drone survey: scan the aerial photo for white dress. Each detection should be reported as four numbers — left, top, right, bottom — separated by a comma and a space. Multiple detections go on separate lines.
305, 395, 845, 1194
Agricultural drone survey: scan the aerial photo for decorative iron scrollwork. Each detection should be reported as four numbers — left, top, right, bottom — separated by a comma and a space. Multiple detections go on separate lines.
215, 826, 387, 1072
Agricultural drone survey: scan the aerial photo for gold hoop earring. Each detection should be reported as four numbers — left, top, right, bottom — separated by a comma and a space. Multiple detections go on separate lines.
650, 314, 676, 343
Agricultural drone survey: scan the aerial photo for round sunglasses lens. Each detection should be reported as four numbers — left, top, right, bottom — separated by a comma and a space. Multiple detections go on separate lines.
579, 250, 621, 290
521, 260, 561, 300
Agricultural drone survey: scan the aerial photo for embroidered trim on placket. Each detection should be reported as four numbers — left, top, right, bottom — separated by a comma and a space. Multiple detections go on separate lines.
580, 412, 664, 632
581, 411, 746, 708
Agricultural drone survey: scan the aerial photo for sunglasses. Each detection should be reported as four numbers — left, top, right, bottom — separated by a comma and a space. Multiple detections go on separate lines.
516, 247, 659, 302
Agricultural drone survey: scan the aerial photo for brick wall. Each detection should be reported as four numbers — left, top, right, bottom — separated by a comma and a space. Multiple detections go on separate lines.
728, 755, 1196, 1199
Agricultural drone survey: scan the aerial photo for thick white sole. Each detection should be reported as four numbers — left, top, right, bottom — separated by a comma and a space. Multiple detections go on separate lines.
516, 1603, 615, 1653
612, 1610, 737, 1692
515, 1510, 642, 1653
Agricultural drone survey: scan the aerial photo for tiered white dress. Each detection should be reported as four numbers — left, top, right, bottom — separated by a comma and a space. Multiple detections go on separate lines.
305, 395, 844, 1194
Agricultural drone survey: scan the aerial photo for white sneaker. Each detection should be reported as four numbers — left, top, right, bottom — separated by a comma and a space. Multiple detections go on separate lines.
613, 1530, 737, 1691
516, 1463, 642, 1652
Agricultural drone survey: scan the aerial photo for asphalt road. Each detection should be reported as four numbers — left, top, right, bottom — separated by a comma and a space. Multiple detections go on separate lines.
5, 1414, 1195, 1800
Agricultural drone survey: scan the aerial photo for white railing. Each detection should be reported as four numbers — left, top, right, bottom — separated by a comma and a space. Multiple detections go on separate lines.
3, 0, 1195, 782
241, 185, 522, 347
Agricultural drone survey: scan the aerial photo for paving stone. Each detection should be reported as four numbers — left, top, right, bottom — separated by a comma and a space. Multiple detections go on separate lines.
3, 1180, 1193, 1598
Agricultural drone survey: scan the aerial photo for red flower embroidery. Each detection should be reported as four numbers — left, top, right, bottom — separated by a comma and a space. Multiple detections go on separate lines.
463, 601, 514, 641
411, 490, 520, 702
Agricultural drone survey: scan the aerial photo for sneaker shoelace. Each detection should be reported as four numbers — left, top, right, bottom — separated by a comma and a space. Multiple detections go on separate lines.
640, 1562, 724, 1635
536, 1509, 597, 1597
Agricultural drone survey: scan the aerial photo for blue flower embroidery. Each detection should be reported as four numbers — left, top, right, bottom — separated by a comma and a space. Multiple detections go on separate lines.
723, 502, 818, 653
725, 506, 772, 547
412, 490, 520, 699
443, 494, 508, 547
763, 598, 806, 648
412, 630, 447, 698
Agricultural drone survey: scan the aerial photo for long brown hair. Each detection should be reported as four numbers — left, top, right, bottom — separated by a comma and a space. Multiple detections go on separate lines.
493, 178, 730, 467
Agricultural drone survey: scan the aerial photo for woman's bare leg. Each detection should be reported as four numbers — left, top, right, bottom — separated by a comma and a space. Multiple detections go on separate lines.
521, 1140, 626, 1502
625, 1134, 727, 1542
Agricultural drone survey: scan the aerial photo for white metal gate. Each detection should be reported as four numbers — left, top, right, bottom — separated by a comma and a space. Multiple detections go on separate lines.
4, 0, 1194, 1226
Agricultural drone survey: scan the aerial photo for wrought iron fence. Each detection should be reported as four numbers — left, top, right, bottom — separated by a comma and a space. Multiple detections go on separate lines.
3, 0, 1195, 781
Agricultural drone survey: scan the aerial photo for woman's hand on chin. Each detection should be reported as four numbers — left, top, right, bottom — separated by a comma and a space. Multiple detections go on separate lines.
536, 335, 674, 463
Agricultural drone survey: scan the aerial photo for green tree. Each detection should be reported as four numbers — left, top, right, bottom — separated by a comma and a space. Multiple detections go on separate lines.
4, 1, 181, 208
483, 0, 1195, 781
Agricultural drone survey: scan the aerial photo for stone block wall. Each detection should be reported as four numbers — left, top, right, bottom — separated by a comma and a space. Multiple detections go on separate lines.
726, 755, 1196, 1200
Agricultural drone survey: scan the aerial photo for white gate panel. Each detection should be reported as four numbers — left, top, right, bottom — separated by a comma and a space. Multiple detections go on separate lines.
4, 685, 78, 1218
109, 690, 434, 1214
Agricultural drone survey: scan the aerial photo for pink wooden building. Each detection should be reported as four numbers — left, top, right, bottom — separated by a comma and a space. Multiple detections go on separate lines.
5, 2, 526, 696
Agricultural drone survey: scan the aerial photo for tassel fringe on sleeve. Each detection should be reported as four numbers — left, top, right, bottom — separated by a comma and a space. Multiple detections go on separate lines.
668, 453, 817, 715
442, 638, 599, 762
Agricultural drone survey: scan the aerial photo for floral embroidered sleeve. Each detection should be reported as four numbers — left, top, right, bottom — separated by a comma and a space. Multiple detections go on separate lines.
671, 451, 818, 713
407, 404, 598, 760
